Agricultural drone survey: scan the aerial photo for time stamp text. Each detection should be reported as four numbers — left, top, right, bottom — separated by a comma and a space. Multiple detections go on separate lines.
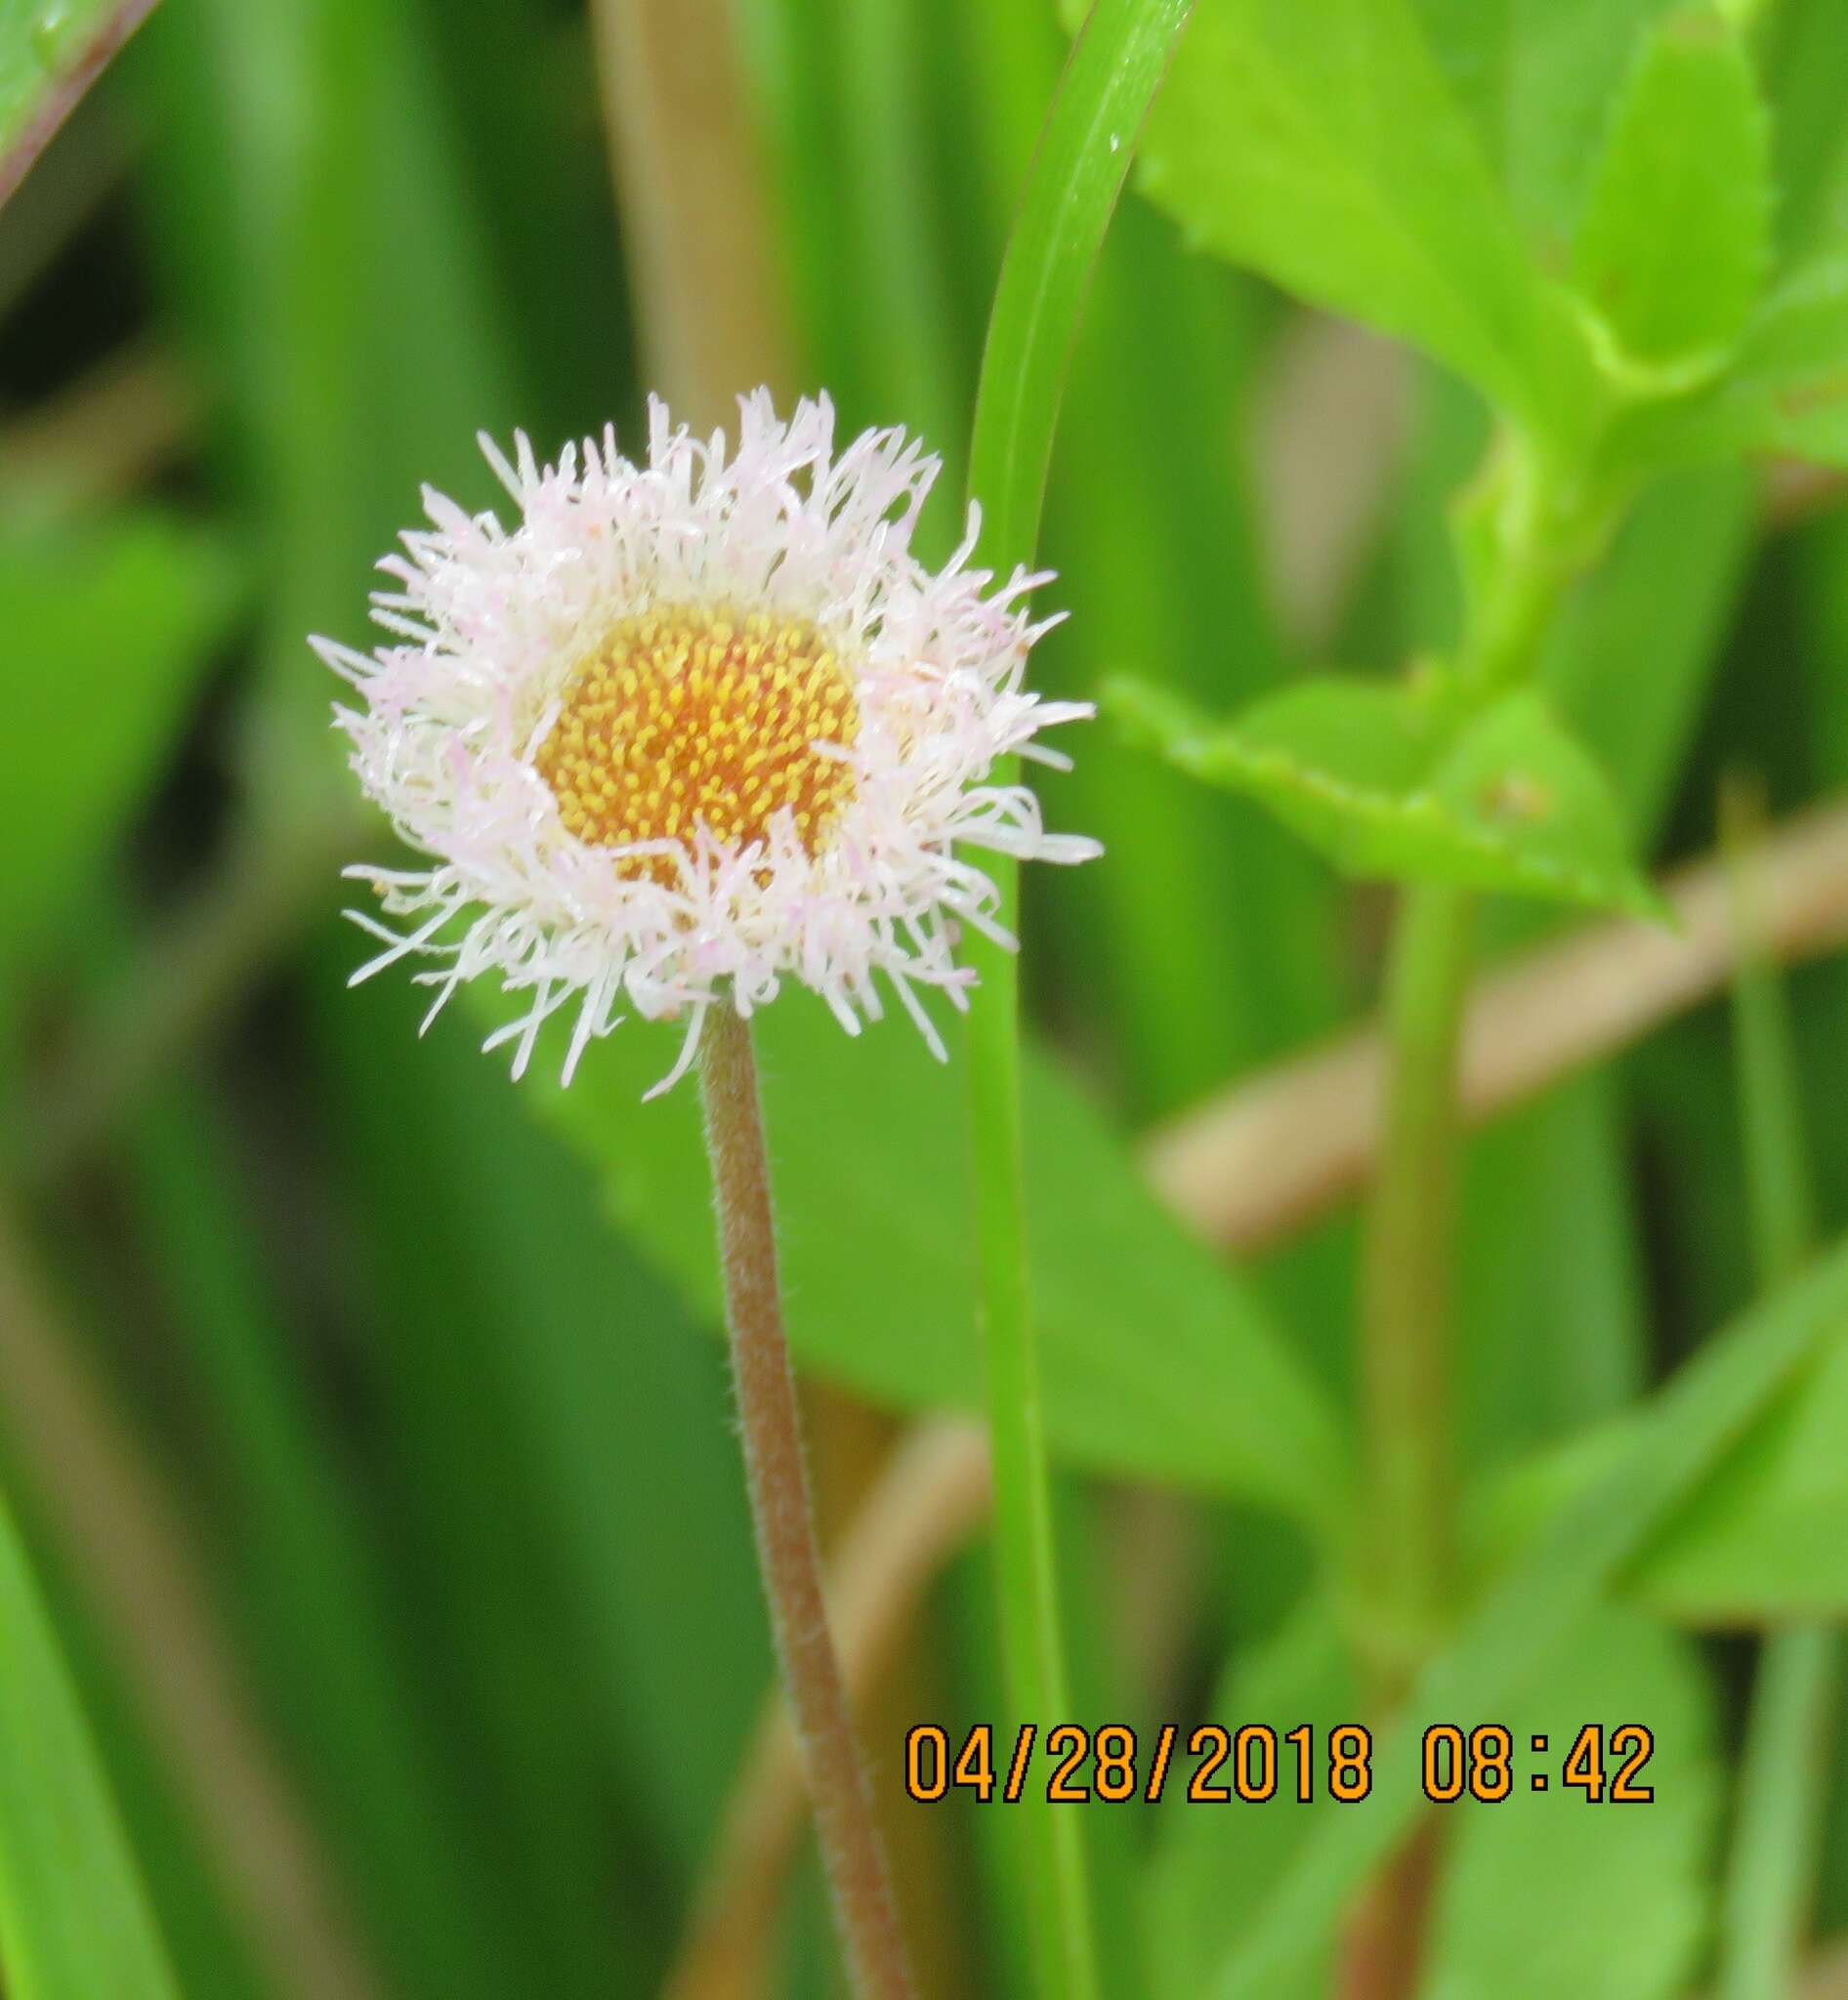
903, 1723, 1658, 1807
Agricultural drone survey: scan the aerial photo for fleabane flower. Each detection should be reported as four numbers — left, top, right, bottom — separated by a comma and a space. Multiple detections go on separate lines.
315, 392, 1100, 1095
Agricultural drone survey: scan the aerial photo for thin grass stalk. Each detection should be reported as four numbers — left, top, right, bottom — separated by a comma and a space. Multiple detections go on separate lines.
959, 5, 1194, 1992
1714, 786, 1841, 2000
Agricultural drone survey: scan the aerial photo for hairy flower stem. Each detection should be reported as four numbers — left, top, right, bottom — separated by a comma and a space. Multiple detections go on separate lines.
697, 1004, 914, 2000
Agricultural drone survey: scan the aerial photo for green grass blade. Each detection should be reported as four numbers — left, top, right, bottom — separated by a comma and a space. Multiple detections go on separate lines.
832, 0, 966, 464
0, 1440, 179, 2000
1727, 795, 1819, 1292
1129, 0, 1589, 436
950, 0, 1334, 1122
1713, 794, 1839, 2000
967, 0, 1192, 566
962, 4, 1192, 1995
1718, 1625, 1840, 2000
314, 942, 769, 1883
121, 1082, 543, 2000
0, 1431, 266, 2000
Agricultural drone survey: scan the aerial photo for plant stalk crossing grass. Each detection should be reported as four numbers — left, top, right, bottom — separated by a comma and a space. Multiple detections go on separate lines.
1350, 443, 1614, 1989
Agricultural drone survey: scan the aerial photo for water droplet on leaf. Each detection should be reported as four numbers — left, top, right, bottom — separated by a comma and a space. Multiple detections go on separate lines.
31, 4, 70, 66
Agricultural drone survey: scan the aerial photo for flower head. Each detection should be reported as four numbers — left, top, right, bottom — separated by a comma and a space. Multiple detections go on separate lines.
317, 393, 1099, 1094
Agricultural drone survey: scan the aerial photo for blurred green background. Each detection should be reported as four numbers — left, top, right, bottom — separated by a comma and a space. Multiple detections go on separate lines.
6, 1, 1848, 1996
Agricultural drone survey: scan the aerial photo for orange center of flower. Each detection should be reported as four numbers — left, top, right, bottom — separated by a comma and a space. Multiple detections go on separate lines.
535, 604, 861, 881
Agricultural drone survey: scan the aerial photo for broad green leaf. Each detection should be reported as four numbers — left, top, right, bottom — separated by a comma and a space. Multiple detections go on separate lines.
1412, 0, 1680, 256
1147, 1603, 1716, 2000
0, 0, 150, 204
478, 988, 1348, 1530
0, 514, 239, 956
1110, 674, 1664, 917
1121, 0, 1585, 432
1678, 251, 1848, 467
0, 1481, 179, 2000
1208, 1236, 1848, 1995
1570, 8, 1771, 382
1637, 1336, 1848, 1620
1477, 1332, 1848, 1626
1419, 1609, 1720, 2000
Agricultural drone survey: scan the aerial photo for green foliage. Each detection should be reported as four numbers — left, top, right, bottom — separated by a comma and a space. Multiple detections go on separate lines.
0, 1484, 179, 2000
1539, 465, 1756, 831
1458, 1081, 1649, 1460
0, 514, 237, 957
1151, 1602, 1717, 2000
1711, 794, 1837, 2000
316, 955, 768, 1882
1124, 0, 1588, 435
5, 0, 1848, 1991
1213, 1239, 1848, 1995
129, 0, 523, 817
1144, 1601, 1347, 2000
1570, 9, 1771, 384
1419, 1610, 1720, 2000
1458, 465, 1752, 1466
1482, 1342, 1848, 1623
122, 1082, 557, 2000
1411, 0, 1681, 252
958, 0, 1332, 1120
0, 0, 131, 178
1122, 0, 1836, 490
1620, 249, 1848, 469
961, 12, 1200, 1983
1638, 1339, 1848, 1620
968, 0, 1192, 570
507, 991, 1347, 1527
1110, 671, 1662, 916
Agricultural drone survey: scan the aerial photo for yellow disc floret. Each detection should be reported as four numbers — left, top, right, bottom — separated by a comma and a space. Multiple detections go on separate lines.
535, 603, 861, 881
